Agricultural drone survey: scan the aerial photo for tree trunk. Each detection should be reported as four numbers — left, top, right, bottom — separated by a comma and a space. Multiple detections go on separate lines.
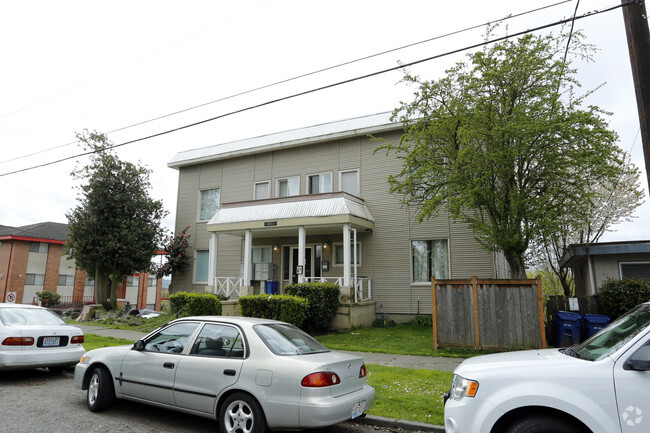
109, 274, 120, 309
504, 252, 527, 279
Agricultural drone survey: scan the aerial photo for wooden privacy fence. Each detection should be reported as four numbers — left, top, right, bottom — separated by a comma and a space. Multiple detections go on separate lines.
432, 276, 547, 350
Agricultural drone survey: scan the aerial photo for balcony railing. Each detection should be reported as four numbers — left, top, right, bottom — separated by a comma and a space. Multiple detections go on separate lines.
304, 277, 372, 303
32, 295, 96, 309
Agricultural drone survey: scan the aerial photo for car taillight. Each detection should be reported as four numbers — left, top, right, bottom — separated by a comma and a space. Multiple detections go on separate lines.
2, 337, 35, 346
301, 372, 341, 387
71, 335, 85, 344
359, 364, 368, 378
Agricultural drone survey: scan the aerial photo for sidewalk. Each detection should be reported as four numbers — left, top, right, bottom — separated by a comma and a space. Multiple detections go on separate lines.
77, 324, 455, 432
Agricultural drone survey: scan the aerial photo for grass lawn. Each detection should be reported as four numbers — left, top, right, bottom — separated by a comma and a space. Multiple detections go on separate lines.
80, 333, 453, 426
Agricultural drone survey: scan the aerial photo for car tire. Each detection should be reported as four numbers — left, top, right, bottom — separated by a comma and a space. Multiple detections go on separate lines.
219, 392, 267, 433
506, 415, 579, 433
87, 367, 114, 412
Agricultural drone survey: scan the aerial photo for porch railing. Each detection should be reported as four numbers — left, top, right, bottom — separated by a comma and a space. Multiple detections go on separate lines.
304, 276, 372, 303
32, 295, 96, 309
211, 277, 244, 298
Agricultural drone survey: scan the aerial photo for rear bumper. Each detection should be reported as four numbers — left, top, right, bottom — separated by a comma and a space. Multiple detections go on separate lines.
298, 384, 375, 428
0, 346, 86, 370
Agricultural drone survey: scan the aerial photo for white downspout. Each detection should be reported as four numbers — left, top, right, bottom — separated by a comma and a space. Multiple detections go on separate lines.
343, 224, 351, 287
298, 226, 306, 283
243, 230, 252, 287
208, 233, 218, 290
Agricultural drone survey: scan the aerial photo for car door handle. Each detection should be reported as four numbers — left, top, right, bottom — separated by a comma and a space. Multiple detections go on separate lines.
163, 362, 175, 369
224, 369, 236, 376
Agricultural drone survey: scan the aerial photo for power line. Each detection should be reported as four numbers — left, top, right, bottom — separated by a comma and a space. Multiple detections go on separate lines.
0, 0, 632, 178
0, 0, 572, 167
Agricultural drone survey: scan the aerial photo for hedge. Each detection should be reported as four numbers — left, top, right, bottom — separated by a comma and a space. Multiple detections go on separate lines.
239, 295, 309, 327
285, 282, 340, 332
169, 291, 222, 317
598, 278, 650, 319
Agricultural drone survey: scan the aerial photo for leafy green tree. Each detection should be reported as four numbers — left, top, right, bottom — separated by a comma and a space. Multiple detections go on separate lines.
377, 29, 627, 278
156, 225, 192, 287
64, 131, 168, 307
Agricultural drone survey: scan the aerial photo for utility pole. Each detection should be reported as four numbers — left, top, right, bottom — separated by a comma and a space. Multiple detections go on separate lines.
622, 0, 650, 195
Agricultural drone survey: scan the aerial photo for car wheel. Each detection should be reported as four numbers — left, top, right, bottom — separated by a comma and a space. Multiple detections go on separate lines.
507, 415, 579, 433
87, 367, 114, 412
219, 392, 267, 433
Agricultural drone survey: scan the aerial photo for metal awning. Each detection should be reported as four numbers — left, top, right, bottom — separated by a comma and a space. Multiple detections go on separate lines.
207, 192, 374, 237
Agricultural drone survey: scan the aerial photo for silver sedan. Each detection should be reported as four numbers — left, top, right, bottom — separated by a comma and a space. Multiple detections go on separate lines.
74, 316, 374, 433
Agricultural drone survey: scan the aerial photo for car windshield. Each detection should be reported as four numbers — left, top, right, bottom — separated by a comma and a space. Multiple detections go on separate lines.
254, 323, 330, 355
571, 304, 650, 361
0, 307, 66, 326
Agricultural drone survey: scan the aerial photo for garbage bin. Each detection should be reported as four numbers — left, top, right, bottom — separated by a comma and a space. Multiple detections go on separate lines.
583, 314, 611, 339
554, 311, 582, 347
265, 280, 278, 295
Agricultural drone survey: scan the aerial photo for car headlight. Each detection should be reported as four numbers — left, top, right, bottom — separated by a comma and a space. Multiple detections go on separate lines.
450, 374, 479, 400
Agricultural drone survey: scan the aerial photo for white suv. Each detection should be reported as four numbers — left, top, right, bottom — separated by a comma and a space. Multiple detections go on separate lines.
444, 302, 650, 433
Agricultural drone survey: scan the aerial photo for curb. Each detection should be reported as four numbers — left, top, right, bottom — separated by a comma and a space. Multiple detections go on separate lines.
356, 414, 445, 432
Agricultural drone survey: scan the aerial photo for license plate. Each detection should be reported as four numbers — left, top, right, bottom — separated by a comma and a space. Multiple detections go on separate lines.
351, 401, 365, 419
43, 337, 60, 347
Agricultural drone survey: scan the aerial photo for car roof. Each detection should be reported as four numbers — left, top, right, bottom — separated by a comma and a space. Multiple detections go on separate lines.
0, 303, 44, 309
174, 316, 287, 326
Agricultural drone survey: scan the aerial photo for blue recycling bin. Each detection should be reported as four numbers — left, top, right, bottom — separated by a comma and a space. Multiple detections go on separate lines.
583, 314, 611, 339
265, 280, 278, 295
554, 311, 582, 347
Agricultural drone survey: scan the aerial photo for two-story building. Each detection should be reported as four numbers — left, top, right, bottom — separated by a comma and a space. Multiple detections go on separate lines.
168, 112, 504, 322
0, 222, 163, 310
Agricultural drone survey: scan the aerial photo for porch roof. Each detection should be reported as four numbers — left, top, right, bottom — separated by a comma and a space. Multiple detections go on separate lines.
207, 192, 374, 237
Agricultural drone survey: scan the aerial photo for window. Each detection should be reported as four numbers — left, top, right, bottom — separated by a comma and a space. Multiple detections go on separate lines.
144, 322, 199, 353
334, 242, 362, 266
126, 276, 140, 287
277, 176, 299, 197
620, 262, 650, 280
191, 323, 245, 358
58, 274, 75, 286
308, 173, 332, 194
340, 169, 360, 196
29, 242, 49, 253
199, 188, 221, 221
85, 276, 95, 286
195, 250, 209, 283
412, 240, 449, 282
148, 277, 157, 287
25, 274, 45, 285
252, 246, 271, 263
254, 181, 270, 200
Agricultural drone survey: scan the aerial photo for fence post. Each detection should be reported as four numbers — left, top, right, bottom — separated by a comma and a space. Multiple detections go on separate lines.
472, 276, 480, 350
536, 275, 547, 348
431, 277, 438, 350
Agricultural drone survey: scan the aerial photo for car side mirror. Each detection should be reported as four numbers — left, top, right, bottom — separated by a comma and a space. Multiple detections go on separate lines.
133, 340, 145, 351
624, 345, 650, 371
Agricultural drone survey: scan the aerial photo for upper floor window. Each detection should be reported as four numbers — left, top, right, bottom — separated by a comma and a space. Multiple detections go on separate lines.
25, 273, 45, 286
340, 169, 360, 196
85, 276, 95, 286
58, 274, 75, 286
148, 277, 157, 287
254, 181, 270, 200
308, 172, 332, 194
199, 188, 221, 221
412, 239, 449, 283
277, 176, 299, 197
126, 276, 140, 287
29, 242, 49, 253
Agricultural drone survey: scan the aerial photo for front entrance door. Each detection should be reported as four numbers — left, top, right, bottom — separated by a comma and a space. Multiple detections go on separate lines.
291, 247, 312, 283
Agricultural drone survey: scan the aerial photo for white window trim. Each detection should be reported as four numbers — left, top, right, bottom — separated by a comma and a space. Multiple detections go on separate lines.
254, 181, 271, 200
339, 169, 360, 196
618, 261, 650, 279
197, 188, 221, 222
410, 239, 451, 285
306, 171, 333, 194
333, 241, 362, 267
276, 176, 300, 198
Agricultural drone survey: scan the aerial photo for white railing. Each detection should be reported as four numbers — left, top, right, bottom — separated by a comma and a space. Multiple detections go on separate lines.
304, 276, 372, 303
212, 277, 244, 298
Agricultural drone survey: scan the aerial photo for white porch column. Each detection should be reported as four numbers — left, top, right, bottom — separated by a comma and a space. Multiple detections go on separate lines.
243, 230, 252, 286
343, 223, 351, 287
208, 233, 218, 289
298, 226, 306, 283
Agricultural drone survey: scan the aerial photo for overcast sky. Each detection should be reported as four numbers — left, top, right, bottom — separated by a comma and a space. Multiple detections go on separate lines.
1, 0, 647, 242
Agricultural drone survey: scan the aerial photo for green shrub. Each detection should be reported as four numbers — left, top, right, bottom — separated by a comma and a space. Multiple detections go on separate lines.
169, 291, 222, 317
598, 278, 650, 319
285, 282, 340, 332
407, 314, 433, 327
36, 290, 61, 308
239, 295, 309, 327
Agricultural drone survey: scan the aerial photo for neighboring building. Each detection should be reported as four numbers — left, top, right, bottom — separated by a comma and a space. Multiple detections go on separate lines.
0, 222, 163, 310
559, 240, 650, 297
168, 112, 503, 320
